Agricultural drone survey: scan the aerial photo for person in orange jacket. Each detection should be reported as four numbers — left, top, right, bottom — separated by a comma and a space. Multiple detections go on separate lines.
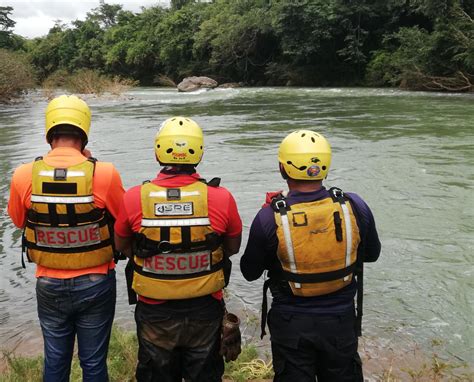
8, 95, 125, 382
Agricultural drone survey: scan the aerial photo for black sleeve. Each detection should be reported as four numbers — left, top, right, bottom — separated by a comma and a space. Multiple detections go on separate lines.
240, 212, 277, 281
348, 193, 381, 263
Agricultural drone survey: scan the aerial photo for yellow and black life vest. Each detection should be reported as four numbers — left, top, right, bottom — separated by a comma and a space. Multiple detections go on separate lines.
132, 180, 225, 300
272, 188, 361, 297
23, 157, 114, 269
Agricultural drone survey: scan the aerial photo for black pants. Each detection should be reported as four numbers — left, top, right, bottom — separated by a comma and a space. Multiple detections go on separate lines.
135, 298, 224, 382
268, 309, 363, 382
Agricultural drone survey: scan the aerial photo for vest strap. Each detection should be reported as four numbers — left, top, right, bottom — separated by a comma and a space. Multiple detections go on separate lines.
24, 237, 113, 254
134, 232, 222, 258
27, 208, 104, 226
281, 263, 356, 283
125, 258, 138, 305
272, 196, 301, 289
260, 279, 271, 339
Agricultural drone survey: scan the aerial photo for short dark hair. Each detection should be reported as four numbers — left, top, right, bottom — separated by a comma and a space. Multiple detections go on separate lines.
47, 124, 88, 146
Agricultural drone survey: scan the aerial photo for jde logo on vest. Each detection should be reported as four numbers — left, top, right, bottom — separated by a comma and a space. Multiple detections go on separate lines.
154, 202, 193, 216
35, 224, 101, 248
142, 251, 211, 275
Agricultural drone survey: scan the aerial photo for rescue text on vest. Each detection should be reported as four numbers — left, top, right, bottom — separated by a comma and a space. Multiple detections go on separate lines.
35, 224, 101, 248
142, 250, 211, 275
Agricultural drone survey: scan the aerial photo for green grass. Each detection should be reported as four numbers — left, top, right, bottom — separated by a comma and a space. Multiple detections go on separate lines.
0, 328, 273, 382
223, 345, 273, 382
1, 327, 137, 382
2, 328, 472, 382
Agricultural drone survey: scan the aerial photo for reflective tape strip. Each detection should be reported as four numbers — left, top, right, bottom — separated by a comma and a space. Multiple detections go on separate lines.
141, 217, 210, 227
341, 203, 353, 281
31, 195, 94, 204
148, 191, 200, 198
280, 213, 301, 288
38, 170, 86, 177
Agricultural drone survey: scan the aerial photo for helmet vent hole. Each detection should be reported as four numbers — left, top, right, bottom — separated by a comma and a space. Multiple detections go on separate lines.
171, 118, 176, 121
166, 148, 173, 153
179, 120, 183, 125
301, 133, 306, 137
157, 144, 160, 148
189, 149, 195, 154
287, 161, 292, 164
311, 137, 315, 143
200, 146, 202, 149
322, 166, 327, 170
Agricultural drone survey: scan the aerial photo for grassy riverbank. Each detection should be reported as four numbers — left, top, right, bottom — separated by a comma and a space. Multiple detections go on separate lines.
0, 327, 273, 382
1, 327, 472, 382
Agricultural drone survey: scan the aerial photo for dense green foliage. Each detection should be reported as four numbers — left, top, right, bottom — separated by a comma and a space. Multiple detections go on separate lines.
0, 7, 33, 101
0, 49, 34, 101
3, 0, 474, 91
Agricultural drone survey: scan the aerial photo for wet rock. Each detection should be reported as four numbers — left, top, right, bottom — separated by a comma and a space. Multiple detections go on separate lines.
177, 76, 218, 92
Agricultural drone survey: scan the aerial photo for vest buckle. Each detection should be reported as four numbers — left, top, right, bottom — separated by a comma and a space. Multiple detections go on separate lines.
158, 240, 172, 254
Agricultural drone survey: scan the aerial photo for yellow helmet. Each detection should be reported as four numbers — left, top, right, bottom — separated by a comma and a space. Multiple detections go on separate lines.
155, 117, 204, 165
45, 95, 91, 144
278, 130, 331, 180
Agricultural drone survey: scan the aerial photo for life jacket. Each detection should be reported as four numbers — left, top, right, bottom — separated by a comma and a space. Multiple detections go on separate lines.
271, 187, 361, 297
131, 179, 225, 300
23, 157, 115, 269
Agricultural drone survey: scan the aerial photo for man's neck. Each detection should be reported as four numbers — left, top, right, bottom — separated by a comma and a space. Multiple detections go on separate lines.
50, 137, 82, 152
287, 179, 323, 193
161, 165, 196, 175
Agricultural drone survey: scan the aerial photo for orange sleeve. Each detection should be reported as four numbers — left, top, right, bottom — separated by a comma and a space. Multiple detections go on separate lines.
93, 162, 125, 219
7, 163, 33, 228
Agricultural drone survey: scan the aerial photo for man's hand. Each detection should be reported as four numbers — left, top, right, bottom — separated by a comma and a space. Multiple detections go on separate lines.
114, 233, 133, 258
223, 235, 241, 257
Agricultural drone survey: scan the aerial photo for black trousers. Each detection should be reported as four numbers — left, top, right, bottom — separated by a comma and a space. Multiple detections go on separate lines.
268, 309, 363, 382
135, 298, 224, 382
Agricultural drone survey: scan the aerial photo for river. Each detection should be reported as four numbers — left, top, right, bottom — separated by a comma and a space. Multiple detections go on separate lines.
0, 87, 472, 366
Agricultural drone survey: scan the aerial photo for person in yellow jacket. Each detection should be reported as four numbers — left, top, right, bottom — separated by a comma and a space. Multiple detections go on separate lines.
241, 130, 381, 382
8, 95, 125, 382
114, 117, 242, 381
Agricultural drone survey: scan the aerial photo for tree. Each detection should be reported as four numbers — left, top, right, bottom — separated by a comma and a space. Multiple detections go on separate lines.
194, 0, 277, 82
88, 2, 123, 29
0, 6, 15, 49
171, 0, 195, 11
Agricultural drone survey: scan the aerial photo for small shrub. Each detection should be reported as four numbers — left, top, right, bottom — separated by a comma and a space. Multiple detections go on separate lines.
42, 69, 137, 96
154, 74, 177, 87
107, 76, 139, 95
42, 69, 70, 99
65, 69, 108, 95
0, 49, 35, 103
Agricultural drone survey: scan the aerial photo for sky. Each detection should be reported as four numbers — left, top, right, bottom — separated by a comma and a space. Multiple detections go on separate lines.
5, 1, 169, 38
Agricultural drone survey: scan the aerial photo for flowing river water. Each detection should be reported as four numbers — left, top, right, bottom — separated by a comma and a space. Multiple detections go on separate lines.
0, 88, 472, 368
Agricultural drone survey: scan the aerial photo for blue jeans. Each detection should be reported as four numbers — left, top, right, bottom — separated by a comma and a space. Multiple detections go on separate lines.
36, 270, 116, 382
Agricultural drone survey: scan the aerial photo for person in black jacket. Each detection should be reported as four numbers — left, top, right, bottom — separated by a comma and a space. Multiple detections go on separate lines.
240, 130, 381, 382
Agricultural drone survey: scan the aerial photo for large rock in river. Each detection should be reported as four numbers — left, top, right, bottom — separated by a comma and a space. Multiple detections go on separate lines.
177, 76, 218, 92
